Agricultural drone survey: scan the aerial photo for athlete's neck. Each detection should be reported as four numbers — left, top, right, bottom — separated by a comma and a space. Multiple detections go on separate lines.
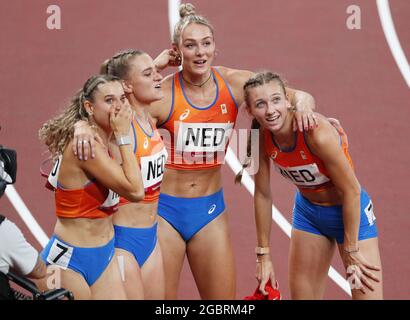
271, 113, 295, 150
96, 126, 111, 148
127, 95, 150, 123
181, 69, 213, 89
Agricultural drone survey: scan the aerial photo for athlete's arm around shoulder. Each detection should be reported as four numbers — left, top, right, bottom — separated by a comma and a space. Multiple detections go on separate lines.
147, 73, 174, 126
216, 66, 254, 106
305, 114, 360, 194
72, 138, 144, 202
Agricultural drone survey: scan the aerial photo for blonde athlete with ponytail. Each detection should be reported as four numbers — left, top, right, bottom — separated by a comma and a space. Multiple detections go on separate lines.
39, 74, 145, 300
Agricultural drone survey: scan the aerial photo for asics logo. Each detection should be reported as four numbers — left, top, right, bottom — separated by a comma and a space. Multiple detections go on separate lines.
208, 204, 216, 214
143, 137, 149, 149
179, 109, 190, 121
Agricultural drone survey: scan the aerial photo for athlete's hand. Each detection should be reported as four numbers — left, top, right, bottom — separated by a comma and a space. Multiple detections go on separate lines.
293, 107, 318, 132
154, 49, 181, 71
110, 103, 133, 138
256, 254, 277, 295
73, 120, 103, 160
342, 250, 381, 294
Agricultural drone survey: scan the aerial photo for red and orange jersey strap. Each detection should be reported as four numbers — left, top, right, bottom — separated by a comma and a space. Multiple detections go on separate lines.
120, 117, 167, 204
264, 128, 353, 193
159, 67, 239, 170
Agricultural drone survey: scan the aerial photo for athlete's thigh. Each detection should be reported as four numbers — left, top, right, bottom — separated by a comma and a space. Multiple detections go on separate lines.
337, 237, 383, 300
186, 211, 236, 300
289, 229, 336, 300
141, 242, 165, 300
90, 251, 128, 300
158, 216, 186, 299
42, 266, 91, 300
115, 248, 144, 300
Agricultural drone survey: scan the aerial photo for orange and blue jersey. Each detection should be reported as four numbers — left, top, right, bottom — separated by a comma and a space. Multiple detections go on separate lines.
120, 116, 168, 205
266, 126, 379, 244
46, 155, 119, 219
158, 67, 238, 170
264, 127, 353, 193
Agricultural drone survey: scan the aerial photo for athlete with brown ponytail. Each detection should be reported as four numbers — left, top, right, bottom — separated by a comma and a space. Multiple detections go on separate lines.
239, 71, 382, 300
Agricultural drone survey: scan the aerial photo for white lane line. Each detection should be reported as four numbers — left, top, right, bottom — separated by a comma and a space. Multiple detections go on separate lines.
168, 0, 352, 296
5, 185, 49, 248
377, 0, 410, 88
168, 0, 181, 39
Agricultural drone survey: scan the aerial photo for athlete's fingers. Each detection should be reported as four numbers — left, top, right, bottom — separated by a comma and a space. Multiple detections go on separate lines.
360, 265, 380, 282
270, 274, 277, 289
89, 136, 97, 159
360, 274, 375, 292
294, 111, 303, 132
309, 113, 318, 129
258, 277, 268, 296
82, 139, 90, 161
73, 134, 79, 156
302, 113, 309, 131
362, 261, 381, 271
76, 139, 83, 160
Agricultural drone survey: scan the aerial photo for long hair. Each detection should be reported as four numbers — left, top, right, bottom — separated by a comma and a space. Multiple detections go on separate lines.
39, 74, 120, 159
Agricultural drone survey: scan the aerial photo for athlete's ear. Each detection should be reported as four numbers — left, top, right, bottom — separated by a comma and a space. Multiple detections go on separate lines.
83, 100, 94, 115
121, 80, 133, 94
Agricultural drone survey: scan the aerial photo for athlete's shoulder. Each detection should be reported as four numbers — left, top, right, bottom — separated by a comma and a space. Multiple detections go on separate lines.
215, 66, 254, 87
306, 113, 340, 149
214, 66, 254, 106
148, 72, 176, 125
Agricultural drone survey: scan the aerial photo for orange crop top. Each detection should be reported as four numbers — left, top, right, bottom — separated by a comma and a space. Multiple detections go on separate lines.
158, 67, 238, 170
264, 127, 353, 193
46, 156, 119, 219
120, 116, 168, 205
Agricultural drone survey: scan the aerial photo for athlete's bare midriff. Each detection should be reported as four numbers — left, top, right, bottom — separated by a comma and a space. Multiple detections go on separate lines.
54, 216, 114, 247
160, 166, 222, 198
113, 202, 158, 228
300, 184, 343, 206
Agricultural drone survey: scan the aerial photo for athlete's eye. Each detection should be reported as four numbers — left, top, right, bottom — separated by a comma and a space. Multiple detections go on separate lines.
105, 98, 113, 104
185, 43, 194, 49
256, 102, 266, 108
272, 97, 281, 104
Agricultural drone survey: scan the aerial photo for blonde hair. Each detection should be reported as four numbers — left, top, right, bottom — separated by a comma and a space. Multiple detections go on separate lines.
39, 74, 120, 159
100, 49, 145, 79
173, 3, 214, 45
235, 71, 287, 184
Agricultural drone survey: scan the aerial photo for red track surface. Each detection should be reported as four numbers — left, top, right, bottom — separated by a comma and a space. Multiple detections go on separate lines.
0, 0, 409, 299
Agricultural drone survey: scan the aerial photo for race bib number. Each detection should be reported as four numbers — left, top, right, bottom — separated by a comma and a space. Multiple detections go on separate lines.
100, 189, 120, 209
140, 148, 168, 191
364, 201, 376, 226
175, 122, 234, 153
273, 163, 330, 187
46, 238, 73, 269
47, 156, 62, 189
